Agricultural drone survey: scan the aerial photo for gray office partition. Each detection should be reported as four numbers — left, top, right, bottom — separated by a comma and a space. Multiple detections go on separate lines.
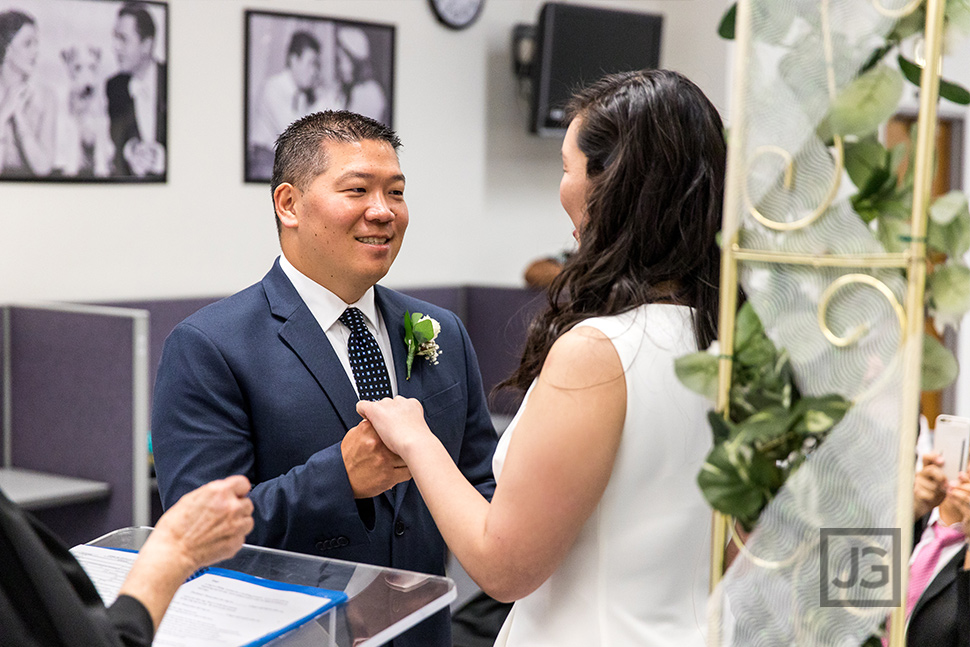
1, 303, 150, 546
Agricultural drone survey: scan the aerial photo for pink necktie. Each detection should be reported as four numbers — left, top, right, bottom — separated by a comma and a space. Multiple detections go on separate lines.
906, 522, 965, 616
883, 523, 965, 645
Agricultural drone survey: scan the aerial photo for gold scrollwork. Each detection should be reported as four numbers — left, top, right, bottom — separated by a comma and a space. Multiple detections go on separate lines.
729, 519, 807, 571
744, 137, 844, 232
817, 274, 907, 348
743, 0, 845, 233
871, 0, 924, 19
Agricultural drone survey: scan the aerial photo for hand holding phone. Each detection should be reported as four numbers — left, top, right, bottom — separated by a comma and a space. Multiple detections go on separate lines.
934, 414, 970, 482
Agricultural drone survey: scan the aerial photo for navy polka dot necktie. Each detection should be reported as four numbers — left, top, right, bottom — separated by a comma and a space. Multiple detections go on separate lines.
339, 307, 393, 401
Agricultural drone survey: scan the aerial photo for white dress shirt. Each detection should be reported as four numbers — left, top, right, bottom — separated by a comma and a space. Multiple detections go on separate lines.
278, 254, 398, 398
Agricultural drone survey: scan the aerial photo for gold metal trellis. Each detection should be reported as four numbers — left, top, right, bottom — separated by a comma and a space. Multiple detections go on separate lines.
710, 0, 947, 645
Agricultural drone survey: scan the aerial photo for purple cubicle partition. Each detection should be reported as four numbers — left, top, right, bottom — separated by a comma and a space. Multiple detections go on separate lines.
106, 297, 222, 405
5, 304, 149, 547
462, 287, 545, 416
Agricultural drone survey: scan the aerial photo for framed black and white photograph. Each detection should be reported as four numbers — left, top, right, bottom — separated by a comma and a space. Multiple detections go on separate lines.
245, 10, 395, 183
0, 0, 167, 182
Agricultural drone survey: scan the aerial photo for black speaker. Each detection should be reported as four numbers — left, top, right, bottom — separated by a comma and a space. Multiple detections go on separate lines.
529, 3, 663, 136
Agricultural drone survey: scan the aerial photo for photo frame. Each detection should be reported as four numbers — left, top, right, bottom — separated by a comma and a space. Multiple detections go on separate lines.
244, 10, 395, 183
0, 0, 168, 182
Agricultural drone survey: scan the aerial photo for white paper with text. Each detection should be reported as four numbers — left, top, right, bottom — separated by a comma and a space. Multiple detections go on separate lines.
71, 544, 346, 647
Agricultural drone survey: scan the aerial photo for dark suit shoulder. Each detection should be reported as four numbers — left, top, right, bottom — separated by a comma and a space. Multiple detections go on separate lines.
176, 281, 270, 335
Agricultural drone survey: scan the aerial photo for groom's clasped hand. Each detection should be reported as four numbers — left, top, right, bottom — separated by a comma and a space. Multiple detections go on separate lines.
356, 396, 429, 462
340, 415, 411, 498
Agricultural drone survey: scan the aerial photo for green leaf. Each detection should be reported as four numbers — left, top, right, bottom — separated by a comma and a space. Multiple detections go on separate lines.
733, 406, 795, 445
697, 444, 766, 526
674, 352, 720, 401
898, 55, 970, 105
874, 214, 911, 253
733, 302, 764, 351
947, 0, 970, 35
858, 43, 894, 76
746, 451, 785, 492
929, 264, 970, 316
928, 193, 970, 258
707, 410, 733, 444
793, 395, 851, 435
922, 332, 959, 391
889, 11, 926, 42
825, 65, 904, 138
718, 3, 736, 39
898, 54, 924, 87
930, 191, 969, 226
404, 311, 415, 380
889, 141, 908, 176
844, 135, 890, 196
413, 319, 435, 344
941, 77, 970, 105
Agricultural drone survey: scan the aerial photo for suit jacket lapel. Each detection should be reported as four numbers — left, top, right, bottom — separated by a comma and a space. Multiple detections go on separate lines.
377, 286, 426, 400
263, 260, 361, 431
910, 544, 967, 621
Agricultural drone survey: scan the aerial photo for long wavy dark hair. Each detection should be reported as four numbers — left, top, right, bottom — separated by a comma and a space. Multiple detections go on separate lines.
501, 69, 726, 392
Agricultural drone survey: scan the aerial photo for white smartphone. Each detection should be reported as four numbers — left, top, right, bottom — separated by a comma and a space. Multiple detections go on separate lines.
934, 414, 970, 481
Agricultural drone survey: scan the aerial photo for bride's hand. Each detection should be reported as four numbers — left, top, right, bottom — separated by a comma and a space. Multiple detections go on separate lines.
356, 396, 430, 459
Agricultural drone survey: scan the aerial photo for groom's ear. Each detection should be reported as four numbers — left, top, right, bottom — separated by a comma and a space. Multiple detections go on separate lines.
274, 183, 300, 230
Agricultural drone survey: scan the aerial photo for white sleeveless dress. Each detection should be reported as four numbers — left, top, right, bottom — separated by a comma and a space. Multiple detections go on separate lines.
492, 304, 712, 647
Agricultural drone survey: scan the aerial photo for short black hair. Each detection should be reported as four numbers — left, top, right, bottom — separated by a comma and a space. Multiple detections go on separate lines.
118, 2, 156, 42
286, 31, 320, 59
271, 110, 402, 234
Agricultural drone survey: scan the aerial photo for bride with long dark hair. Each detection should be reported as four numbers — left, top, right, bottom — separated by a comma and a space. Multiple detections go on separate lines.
359, 68, 726, 646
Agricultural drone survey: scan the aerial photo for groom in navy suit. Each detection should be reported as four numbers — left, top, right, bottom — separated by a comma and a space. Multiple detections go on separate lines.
152, 111, 497, 647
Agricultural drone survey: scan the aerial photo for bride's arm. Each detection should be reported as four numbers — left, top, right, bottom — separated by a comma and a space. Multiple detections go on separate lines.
357, 326, 625, 602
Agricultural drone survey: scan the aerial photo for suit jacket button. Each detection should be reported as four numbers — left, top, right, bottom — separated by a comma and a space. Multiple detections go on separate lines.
337, 536, 349, 547
315, 541, 327, 552
394, 521, 406, 536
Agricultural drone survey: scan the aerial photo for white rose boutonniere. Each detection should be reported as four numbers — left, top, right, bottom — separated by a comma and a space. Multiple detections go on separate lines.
404, 311, 442, 380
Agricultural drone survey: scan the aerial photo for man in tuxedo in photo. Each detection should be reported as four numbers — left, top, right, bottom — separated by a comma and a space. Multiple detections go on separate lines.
248, 30, 340, 179
152, 110, 498, 647
106, 2, 166, 177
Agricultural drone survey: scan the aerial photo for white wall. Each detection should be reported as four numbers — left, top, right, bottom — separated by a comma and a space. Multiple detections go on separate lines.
0, 0, 730, 303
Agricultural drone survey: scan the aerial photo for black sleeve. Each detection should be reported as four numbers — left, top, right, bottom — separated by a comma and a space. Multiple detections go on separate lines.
106, 595, 155, 647
0, 487, 154, 647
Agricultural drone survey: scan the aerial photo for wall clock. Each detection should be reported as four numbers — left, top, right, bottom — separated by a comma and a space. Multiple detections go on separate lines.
429, 0, 485, 30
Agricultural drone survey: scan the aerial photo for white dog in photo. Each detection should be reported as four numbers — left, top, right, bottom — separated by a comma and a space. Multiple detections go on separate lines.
57, 44, 114, 177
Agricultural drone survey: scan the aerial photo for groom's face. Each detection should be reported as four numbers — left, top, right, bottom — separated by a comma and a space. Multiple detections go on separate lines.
284, 138, 408, 302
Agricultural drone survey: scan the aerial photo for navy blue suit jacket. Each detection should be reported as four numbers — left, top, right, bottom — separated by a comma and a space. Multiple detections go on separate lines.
152, 260, 498, 647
